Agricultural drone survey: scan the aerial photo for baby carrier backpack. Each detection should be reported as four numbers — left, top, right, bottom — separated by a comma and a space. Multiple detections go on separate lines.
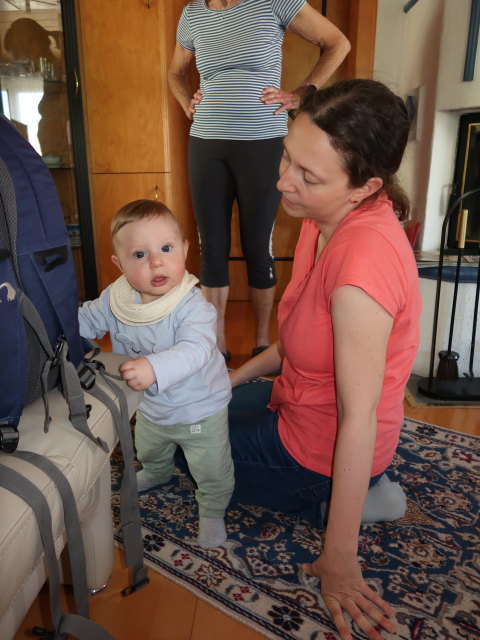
0, 115, 148, 639
0, 114, 87, 452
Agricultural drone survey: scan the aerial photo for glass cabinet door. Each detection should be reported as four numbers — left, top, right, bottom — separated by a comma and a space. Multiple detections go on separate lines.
0, 0, 97, 300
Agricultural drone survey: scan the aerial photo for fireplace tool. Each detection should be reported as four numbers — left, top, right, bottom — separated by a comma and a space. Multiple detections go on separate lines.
418, 186, 480, 400
435, 207, 468, 380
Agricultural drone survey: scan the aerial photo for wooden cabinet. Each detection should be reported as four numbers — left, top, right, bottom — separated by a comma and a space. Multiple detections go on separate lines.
91, 173, 168, 290
77, 0, 198, 291
77, 0, 377, 300
78, 1, 168, 174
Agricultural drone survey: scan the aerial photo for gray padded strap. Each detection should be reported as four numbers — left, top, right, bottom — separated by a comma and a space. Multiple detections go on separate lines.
86, 368, 148, 594
19, 292, 55, 430
0, 463, 63, 630
41, 359, 53, 432
12, 451, 89, 618
59, 341, 108, 452
19, 292, 55, 357
0, 462, 116, 640
58, 614, 116, 639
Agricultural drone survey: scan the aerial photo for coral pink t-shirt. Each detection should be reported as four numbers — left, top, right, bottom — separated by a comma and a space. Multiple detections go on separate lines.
269, 195, 421, 477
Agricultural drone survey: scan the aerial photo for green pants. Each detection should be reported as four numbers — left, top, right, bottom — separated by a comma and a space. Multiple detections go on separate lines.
134, 408, 234, 518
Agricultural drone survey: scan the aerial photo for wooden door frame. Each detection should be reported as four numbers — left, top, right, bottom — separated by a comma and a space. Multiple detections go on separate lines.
345, 0, 378, 79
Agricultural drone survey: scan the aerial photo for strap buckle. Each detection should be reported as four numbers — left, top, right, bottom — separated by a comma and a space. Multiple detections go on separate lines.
69, 404, 92, 422
121, 576, 150, 597
77, 363, 96, 391
32, 626, 54, 639
52, 336, 67, 368
0, 424, 19, 453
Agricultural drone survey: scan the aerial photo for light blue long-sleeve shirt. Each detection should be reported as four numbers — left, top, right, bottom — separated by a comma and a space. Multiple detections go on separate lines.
78, 286, 232, 425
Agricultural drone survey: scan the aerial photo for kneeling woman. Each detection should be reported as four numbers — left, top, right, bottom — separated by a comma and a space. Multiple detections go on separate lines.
229, 79, 421, 640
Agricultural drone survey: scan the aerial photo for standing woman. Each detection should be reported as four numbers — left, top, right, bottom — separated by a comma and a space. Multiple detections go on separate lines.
228, 80, 422, 639
168, 0, 349, 359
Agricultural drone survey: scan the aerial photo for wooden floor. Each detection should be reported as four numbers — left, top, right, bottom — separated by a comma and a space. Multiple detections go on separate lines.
14, 301, 480, 640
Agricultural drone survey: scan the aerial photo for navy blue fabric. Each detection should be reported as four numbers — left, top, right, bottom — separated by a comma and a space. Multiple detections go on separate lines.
0, 116, 84, 428
418, 265, 479, 283
0, 255, 25, 425
228, 380, 331, 526
228, 379, 382, 527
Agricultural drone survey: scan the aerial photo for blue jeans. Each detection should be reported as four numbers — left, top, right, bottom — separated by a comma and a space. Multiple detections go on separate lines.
228, 380, 381, 527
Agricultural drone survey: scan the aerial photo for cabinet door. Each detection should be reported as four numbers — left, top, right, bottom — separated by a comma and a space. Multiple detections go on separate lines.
91, 173, 168, 290
78, 0, 168, 173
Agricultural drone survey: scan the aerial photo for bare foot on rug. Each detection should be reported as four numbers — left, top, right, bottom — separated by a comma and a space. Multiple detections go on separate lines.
197, 517, 227, 549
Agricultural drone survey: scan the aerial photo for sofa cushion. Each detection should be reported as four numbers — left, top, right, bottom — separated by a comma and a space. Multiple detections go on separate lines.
0, 352, 141, 632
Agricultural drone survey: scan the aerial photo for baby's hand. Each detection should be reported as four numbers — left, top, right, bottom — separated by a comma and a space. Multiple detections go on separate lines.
118, 357, 156, 391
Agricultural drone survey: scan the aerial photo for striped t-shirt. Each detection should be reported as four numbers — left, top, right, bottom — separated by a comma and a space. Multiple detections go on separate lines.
177, 0, 305, 140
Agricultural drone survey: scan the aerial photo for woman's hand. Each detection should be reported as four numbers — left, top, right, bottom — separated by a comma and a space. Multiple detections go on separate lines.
302, 552, 396, 640
261, 87, 302, 114
229, 341, 283, 387
189, 88, 203, 117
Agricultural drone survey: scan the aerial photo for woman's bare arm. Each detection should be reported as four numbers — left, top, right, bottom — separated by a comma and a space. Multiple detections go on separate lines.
303, 285, 396, 640
167, 42, 197, 119
262, 3, 350, 113
229, 341, 283, 387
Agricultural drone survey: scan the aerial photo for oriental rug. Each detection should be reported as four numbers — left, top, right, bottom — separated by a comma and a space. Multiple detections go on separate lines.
111, 418, 480, 640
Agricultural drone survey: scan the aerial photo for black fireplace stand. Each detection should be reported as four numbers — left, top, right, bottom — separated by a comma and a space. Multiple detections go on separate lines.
417, 186, 480, 401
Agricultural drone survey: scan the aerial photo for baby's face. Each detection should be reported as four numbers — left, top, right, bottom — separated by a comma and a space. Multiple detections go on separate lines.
112, 215, 188, 303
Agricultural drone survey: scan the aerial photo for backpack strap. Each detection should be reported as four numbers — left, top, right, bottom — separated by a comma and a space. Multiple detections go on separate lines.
15, 303, 108, 453
0, 462, 116, 640
80, 358, 149, 596
57, 337, 108, 452
18, 292, 56, 432
11, 451, 90, 617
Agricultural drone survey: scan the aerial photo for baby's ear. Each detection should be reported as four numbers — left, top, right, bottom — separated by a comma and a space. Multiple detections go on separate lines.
183, 239, 189, 259
111, 255, 123, 272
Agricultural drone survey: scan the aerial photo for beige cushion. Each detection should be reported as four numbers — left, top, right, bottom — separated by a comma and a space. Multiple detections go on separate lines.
0, 352, 141, 639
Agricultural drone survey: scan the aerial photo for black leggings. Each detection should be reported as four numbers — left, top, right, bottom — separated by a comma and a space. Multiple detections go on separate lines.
188, 136, 284, 289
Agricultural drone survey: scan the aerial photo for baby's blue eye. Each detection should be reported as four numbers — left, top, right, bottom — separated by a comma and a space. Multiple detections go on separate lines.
134, 251, 146, 259
161, 245, 173, 253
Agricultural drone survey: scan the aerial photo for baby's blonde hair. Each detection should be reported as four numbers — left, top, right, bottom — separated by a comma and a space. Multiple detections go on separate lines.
111, 199, 185, 244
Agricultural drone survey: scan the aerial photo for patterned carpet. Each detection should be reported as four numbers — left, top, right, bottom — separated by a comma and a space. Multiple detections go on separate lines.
111, 418, 480, 640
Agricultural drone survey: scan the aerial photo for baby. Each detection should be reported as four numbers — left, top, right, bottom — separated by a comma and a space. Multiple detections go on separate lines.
78, 199, 234, 549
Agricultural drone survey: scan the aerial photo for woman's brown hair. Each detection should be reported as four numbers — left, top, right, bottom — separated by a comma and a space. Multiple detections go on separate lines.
300, 79, 410, 220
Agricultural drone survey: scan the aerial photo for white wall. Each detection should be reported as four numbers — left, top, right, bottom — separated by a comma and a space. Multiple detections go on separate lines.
436, 0, 480, 111
373, 0, 480, 251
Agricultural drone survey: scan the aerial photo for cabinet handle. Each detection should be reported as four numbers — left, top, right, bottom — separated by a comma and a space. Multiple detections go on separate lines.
74, 68, 79, 97
154, 185, 158, 200
146, 0, 151, 7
